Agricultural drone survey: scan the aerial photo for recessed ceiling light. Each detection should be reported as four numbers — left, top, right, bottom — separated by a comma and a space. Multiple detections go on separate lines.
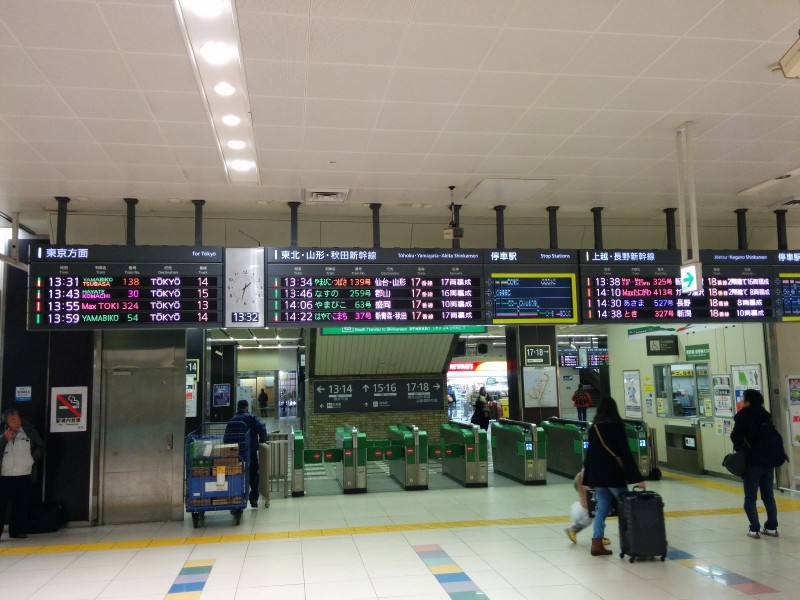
199, 41, 237, 65
257, 200, 270, 205
221, 114, 240, 126
214, 82, 235, 96
74, 196, 89, 202
168, 198, 182, 204
227, 140, 246, 150
182, 0, 226, 19
229, 159, 255, 172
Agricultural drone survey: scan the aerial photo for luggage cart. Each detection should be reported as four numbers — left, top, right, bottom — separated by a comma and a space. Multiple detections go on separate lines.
185, 422, 249, 528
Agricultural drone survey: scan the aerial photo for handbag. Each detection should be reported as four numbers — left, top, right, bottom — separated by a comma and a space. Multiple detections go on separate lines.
593, 424, 625, 471
722, 450, 747, 476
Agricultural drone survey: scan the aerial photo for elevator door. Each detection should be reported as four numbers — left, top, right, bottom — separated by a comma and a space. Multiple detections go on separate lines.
101, 367, 184, 523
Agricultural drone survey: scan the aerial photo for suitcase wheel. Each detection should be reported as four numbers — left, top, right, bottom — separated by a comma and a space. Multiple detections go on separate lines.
619, 552, 624, 559
661, 555, 666, 562
629, 557, 635, 564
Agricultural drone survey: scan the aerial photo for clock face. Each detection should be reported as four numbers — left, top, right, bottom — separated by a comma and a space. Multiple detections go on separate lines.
225, 247, 265, 327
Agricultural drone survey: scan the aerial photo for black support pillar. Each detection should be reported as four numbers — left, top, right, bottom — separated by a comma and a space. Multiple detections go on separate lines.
289, 201, 301, 247
775, 209, 788, 251
451, 204, 461, 250
494, 205, 506, 249
370, 203, 381, 248
591, 207, 604, 250
55, 196, 69, 245
124, 197, 138, 246
664, 208, 677, 250
735, 208, 748, 251
547, 206, 559, 249
192, 199, 205, 246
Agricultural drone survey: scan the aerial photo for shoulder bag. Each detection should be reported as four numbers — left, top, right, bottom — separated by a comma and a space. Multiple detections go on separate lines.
593, 424, 624, 472
722, 439, 749, 476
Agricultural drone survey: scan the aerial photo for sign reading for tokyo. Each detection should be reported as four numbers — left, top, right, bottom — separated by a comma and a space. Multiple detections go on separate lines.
50, 386, 88, 432
313, 377, 444, 413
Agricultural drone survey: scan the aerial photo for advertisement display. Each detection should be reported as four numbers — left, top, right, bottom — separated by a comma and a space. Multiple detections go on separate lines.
213, 383, 231, 408
712, 374, 733, 418
787, 376, 800, 447
623, 370, 642, 419
731, 365, 762, 413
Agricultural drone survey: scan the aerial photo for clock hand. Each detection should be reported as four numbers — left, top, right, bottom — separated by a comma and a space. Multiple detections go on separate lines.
240, 281, 251, 301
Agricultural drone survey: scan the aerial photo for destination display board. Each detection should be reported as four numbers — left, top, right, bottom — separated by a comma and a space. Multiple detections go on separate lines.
313, 377, 444, 413
267, 248, 485, 326
776, 251, 800, 321
28, 246, 223, 330
580, 250, 683, 322
558, 348, 579, 368
485, 250, 578, 324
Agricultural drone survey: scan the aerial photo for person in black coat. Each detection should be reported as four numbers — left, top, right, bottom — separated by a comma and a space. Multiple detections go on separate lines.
730, 389, 783, 538
470, 387, 490, 430
228, 400, 268, 508
582, 397, 645, 556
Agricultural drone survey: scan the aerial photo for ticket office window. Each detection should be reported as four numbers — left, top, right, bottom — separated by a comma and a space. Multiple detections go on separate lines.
654, 363, 710, 418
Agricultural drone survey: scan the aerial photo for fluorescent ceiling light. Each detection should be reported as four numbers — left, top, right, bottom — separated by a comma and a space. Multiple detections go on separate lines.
227, 140, 245, 150
214, 81, 235, 96
174, 0, 259, 184
229, 159, 255, 171
183, 0, 226, 19
199, 42, 237, 65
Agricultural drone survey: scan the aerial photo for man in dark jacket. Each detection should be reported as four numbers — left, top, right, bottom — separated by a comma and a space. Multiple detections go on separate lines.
730, 389, 785, 538
0, 409, 44, 539
229, 400, 268, 508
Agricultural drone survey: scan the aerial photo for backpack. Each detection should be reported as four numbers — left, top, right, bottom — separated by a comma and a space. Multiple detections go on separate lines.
752, 421, 789, 468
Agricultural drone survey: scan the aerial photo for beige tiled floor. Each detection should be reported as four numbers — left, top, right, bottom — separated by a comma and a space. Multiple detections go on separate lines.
0, 471, 798, 599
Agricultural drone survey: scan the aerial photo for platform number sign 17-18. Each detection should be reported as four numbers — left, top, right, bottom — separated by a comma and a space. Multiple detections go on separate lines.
524, 345, 551, 366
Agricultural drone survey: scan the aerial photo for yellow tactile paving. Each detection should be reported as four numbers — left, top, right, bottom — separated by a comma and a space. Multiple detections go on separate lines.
3, 473, 796, 557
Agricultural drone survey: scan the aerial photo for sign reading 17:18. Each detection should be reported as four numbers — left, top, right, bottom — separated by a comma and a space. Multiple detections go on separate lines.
524, 345, 551, 366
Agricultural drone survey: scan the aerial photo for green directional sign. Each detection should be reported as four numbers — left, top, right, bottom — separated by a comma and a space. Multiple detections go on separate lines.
321, 325, 486, 336
681, 262, 701, 294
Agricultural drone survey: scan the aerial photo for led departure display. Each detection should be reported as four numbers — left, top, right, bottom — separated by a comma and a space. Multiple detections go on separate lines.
267, 248, 485, 326
28, 246, 224, 330
558, 349, 579, 368
691, 251, 775, 321
485, 250, 579, 324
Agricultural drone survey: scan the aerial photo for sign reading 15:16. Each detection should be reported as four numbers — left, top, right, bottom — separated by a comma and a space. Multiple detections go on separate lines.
524, 345, 552, 366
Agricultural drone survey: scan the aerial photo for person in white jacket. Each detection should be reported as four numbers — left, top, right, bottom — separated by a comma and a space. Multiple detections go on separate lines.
0, 409, 44, 539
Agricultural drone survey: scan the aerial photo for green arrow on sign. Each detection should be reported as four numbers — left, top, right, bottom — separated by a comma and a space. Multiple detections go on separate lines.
682, 270, 694, 289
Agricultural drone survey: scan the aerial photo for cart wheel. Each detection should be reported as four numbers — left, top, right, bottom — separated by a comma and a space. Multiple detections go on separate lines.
233, 509, 242, 525
192, 513, 200, 528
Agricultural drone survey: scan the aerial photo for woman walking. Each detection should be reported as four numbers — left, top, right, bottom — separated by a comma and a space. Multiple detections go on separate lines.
582, 397, 645, 556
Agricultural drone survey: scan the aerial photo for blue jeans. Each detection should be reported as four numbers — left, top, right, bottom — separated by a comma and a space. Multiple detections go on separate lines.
577, 407, 587, 421
592, 486, 627, 539
742, 463, 778, 532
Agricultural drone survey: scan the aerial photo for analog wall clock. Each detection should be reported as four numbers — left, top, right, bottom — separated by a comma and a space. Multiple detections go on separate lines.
224, 247, 265, 328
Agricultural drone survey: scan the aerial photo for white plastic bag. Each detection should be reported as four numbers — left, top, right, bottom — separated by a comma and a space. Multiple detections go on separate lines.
570, 501, 591, 528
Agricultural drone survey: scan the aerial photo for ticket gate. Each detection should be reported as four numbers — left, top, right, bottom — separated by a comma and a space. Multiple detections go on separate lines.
333, 424, 367, 493
622, 419, 654, 480
439, 421, 488, 487
490, 419, 547, 484
541, 418, 589, 478
290, 429, 305, 497
386, 424, 428, 490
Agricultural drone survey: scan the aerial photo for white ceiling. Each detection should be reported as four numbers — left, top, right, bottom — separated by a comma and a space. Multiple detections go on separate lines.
3, 0, 800, 231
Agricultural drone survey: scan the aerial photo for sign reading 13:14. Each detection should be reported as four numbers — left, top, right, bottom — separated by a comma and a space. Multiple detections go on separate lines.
524, 345, 551, 366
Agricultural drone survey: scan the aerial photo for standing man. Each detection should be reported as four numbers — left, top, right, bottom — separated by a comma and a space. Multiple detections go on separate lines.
257, 388, 269, 418
0, 409, 44, 539
572, 386, 592, 422
229, 400, 267, 508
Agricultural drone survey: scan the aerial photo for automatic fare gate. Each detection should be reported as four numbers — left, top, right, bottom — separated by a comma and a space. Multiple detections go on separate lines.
490, 419, 547, 484
439, 421, 488, 487
326, 425, 367, 493
386, 424, 428, 490
541, 418, 588, 478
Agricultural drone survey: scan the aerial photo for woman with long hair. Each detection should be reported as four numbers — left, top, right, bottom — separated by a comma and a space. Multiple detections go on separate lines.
582, 397, 645, 556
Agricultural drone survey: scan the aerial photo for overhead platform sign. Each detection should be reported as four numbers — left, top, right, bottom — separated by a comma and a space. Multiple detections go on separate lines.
313, 377, 444, 413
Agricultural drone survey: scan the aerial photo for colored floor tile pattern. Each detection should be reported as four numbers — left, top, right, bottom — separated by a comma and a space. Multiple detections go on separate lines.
413, 544, 488, 599
670, 550, 779, 596
164, 559, 214, 600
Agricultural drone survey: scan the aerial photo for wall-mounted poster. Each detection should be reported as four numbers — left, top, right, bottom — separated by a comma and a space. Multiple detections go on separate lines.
642, 377, 654, 415
50, 386, 88, 432
787, 376, 800, 447
712, 374, 733, 418
623, 370, 642, 419
522, 366, 558, 408
731, 364, 762, 413
213, 383, 231, 408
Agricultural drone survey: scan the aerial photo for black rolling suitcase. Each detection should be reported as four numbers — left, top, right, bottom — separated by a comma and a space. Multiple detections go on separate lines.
618, 487, 667, 563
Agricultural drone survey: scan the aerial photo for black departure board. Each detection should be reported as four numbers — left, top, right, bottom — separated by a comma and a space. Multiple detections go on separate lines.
587, 347, 610, 367
28, 246, 223, 330
485, 250, 578, 324
267, 247, 485, 326
775, 251, 800, 321
558, 349, 579, 368
580, 250, 683, 321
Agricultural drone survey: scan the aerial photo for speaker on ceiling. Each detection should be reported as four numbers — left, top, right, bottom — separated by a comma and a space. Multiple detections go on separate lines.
477, 343, 489, 354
